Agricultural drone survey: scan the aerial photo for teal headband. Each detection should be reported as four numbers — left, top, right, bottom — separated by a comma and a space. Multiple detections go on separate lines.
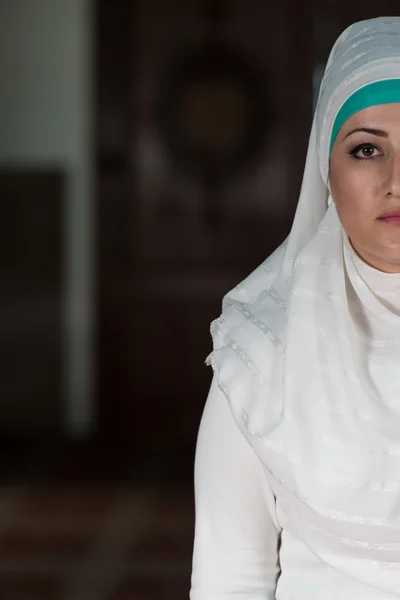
330, 79, 400, 154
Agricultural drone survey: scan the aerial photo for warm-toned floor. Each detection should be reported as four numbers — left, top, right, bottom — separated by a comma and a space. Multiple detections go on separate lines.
0, 450, 194, 599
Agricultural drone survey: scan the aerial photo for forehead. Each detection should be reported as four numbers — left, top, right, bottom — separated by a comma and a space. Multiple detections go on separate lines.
342, 103, 400, 132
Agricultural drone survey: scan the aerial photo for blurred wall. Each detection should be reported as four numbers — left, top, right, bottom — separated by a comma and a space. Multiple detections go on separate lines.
0, 0, 94, 438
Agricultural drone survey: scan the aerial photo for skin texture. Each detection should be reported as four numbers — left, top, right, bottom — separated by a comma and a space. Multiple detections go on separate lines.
330, 103, 400, 273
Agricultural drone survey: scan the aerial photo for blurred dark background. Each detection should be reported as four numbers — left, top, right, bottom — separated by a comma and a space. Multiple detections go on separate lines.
0, 0, 398, 598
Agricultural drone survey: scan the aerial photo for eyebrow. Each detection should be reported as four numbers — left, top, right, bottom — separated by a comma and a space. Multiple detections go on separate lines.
343, 127, 388, 140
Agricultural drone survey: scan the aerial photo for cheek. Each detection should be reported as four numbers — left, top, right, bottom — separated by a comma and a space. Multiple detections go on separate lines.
330, 166, 376, 231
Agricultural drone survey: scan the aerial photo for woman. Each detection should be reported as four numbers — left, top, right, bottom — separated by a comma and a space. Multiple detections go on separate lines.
191, 17, 400, 600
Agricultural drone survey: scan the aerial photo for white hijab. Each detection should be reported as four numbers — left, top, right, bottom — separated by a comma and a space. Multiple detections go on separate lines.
207, 17, 400, 594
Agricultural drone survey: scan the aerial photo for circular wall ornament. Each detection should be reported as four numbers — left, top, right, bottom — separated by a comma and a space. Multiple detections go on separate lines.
156, 43, 271, 184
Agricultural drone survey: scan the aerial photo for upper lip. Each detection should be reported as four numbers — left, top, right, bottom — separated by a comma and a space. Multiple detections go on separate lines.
378, 209, 400, 219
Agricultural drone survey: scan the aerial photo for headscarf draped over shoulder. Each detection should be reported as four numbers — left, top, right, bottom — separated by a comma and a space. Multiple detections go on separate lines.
206, 17, 400, 444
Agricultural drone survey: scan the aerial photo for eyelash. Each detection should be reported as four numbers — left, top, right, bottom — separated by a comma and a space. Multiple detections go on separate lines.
348, 142, 381, 161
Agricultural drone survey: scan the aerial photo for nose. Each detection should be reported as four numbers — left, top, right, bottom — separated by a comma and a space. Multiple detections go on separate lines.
386, 151, 400, 197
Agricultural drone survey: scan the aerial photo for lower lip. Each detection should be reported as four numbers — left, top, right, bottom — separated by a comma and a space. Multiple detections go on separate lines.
378, 216, 400, 225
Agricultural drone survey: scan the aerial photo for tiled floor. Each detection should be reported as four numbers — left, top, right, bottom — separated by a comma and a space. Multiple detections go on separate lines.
0, 482, 194, 599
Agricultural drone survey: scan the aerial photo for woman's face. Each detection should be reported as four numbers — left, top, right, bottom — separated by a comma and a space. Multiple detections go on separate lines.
330, 103, 400, 273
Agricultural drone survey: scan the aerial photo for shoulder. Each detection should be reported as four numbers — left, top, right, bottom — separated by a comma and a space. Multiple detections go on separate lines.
206, 241, 288, 441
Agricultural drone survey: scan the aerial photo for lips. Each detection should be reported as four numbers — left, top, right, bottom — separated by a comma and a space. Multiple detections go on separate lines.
378, 210, 400, 225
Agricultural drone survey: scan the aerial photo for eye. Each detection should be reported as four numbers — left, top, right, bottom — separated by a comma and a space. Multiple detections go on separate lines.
348, 142, 381, 160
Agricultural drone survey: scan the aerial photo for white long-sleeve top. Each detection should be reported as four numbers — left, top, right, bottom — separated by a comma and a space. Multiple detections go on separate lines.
190, 377, 281, 600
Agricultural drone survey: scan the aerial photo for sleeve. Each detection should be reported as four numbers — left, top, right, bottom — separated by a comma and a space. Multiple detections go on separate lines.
190, 376, 281, 600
